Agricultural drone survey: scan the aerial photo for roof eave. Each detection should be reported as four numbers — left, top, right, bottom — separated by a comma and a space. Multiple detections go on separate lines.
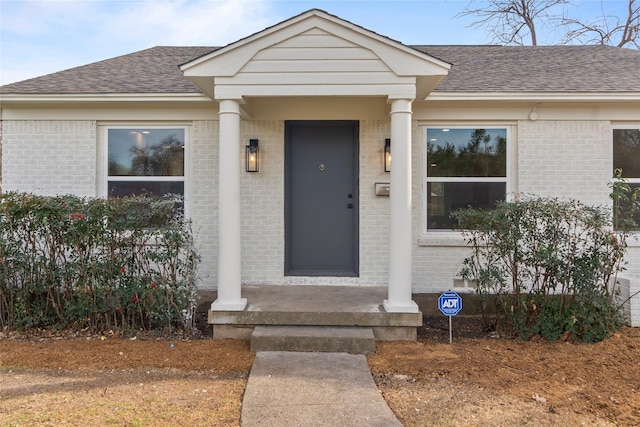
425, 92, 640, 102
0, 93, 213, 104
2, 91, 637, 104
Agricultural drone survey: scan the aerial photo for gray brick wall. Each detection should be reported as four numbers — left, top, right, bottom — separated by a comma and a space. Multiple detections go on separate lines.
359, 120, 392, 285
518, 120, 611, 206
2, 120, 97, 196
240, 120, 286, 284
190, 120, 219, 289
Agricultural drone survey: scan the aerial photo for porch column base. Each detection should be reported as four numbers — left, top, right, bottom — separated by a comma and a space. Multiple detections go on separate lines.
383, 299, 419, 314
211, 298, 247, 312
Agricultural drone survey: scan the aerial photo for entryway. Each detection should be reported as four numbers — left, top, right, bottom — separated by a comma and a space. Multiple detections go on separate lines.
284, 121, 359, 276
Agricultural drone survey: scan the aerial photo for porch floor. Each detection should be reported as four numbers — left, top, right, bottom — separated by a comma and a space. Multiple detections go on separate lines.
208, 285, 423, 341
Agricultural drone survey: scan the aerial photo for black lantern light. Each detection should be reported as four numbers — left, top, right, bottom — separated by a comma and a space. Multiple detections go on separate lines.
246, 139, 259, 172
384, 138, 391, 172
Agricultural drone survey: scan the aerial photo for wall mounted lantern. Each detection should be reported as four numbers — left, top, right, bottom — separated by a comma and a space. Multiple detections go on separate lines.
246, 139, 259, 172
384, 138, 391, 172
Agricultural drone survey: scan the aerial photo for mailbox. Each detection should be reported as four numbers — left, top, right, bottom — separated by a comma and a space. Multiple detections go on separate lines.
375, 183, 390, 196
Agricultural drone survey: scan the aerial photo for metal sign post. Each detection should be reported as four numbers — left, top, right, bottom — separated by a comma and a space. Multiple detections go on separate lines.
438, 291, 463, 344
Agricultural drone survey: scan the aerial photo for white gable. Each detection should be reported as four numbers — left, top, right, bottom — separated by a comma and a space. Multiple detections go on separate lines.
181, 10, 450, 100
240, 28, 393, 75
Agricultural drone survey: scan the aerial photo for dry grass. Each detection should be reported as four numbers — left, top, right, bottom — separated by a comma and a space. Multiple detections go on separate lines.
3, 324, 640, 426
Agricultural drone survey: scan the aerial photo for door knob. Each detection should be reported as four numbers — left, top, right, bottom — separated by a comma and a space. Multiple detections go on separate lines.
347, 203, 353, 209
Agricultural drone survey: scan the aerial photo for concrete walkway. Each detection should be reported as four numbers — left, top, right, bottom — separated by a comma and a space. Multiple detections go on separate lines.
241, 351, 402, 426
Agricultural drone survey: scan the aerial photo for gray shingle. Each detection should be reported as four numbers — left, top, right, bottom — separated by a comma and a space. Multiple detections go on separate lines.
416, 45, 640, 93
0, 46, 218, 94
1, 44, 639, 95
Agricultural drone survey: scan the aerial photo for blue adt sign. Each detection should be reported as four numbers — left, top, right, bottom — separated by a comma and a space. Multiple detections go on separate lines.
438, 291, 462, 316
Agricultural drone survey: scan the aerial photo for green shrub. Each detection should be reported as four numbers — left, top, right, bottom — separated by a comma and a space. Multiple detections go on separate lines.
453, 194, 626, 343
0, 192, 199, 335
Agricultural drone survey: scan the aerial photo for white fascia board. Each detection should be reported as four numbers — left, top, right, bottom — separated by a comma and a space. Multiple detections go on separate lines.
294, 14, 451, 75
181, 21, 330, 86
214, 83, 417, 99
0, 93, 213, 104
317, 11, 452, 73
425, 92, 640, 102
180, 10, 321, 71
181, 12, 328, 76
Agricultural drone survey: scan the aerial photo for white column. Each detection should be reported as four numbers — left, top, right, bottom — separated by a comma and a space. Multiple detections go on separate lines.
384, 98, 419, 313
211, 99, 247, 311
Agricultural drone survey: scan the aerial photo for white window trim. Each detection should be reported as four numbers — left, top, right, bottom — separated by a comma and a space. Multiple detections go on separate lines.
420, 124, 516, 243
100, 124, 190, 218
613, 123, 640, 185
613, 123, 640, 246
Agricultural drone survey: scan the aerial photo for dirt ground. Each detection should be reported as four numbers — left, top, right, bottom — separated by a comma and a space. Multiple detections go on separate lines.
2, 317, 640, 426
372, 317, 640, 427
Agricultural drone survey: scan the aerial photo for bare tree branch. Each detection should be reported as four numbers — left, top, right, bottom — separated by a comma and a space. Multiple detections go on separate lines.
458, 0, 638, 49
458, 0, 570, 45
618, 0, 639, 48
562, 0, 639, 48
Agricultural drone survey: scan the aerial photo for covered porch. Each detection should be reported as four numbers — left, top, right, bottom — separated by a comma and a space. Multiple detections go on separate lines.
180, 10, 451, 328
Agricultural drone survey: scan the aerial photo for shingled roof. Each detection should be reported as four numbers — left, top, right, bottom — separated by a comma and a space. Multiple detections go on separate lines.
416, 45, 640, 93
0, 46, 218, 95
1, 44, 639, 95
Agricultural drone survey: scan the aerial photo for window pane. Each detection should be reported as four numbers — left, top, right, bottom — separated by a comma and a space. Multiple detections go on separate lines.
614, 183, 640, 231
108, 129, 185, 177
613, 129, 640, 178
107, 181, 184, 227
427, 128, 506, 177
427, 182, 506, 230
108, 181, 184, 198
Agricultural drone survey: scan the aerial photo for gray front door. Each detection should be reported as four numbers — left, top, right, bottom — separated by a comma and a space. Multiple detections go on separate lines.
285, 121, 359, 276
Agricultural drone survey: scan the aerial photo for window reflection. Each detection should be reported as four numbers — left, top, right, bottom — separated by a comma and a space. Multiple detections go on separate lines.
107, 181, 184, 198
427, 128, 506, 178
107, 128, 186, 216
426, 127, 508, 231
108, 129, 184, 177
613, 128, 640, 230
427, 182, 506, 230
613, 129, 640, 178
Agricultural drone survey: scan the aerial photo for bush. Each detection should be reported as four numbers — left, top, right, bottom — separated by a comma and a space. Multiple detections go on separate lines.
0, 192, 199, 335
453, 195, 626, 343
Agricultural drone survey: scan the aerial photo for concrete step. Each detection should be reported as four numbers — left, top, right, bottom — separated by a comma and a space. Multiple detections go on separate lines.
251, 326, 376, 354
210, 309, 422, 327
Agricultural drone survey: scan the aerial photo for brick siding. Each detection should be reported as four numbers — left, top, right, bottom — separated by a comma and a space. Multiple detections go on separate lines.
2, 120, 97, 196
189, 120, 219, 288
518, 120, 611, 206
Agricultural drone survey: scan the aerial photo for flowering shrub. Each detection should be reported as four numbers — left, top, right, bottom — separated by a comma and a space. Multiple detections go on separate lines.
0, 192, 199, 335
454, 193, 628, 343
